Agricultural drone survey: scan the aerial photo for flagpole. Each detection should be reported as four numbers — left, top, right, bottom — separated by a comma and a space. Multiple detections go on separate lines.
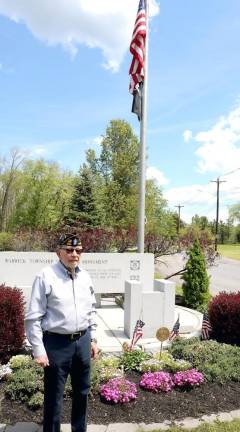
137, 0, 149, 253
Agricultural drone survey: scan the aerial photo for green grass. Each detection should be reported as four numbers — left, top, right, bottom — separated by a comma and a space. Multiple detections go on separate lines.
218, 244, 240, 260
138, 419, 240, 432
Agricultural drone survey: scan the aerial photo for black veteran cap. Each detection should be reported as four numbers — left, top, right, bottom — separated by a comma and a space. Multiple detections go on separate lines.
58, 233, 83, 249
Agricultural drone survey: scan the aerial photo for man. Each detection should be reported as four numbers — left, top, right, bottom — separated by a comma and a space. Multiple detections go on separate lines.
25, 233, 98, 432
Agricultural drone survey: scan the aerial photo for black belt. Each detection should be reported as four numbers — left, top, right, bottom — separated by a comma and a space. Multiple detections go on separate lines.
45, 329, 87, 340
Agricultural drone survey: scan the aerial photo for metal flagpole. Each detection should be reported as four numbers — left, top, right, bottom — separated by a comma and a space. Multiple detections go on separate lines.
137, 0, 149, 253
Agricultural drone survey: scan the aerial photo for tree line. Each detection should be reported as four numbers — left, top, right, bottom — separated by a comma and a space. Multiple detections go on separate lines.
0, 119, 239, 252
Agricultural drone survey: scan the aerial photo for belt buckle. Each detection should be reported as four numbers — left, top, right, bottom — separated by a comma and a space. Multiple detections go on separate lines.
70, 332, 79, 340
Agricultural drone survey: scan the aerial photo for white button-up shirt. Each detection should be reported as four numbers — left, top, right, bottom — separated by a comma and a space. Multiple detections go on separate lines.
25, 260, 97, 357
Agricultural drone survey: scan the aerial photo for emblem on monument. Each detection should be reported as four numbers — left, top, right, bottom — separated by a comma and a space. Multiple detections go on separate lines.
130, 260, 140, 271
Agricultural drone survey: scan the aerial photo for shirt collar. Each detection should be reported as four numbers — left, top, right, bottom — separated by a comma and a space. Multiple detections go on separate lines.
57, 260, 80, 278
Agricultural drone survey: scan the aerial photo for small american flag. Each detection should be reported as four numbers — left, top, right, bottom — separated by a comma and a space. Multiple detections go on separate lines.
130, 319, 145, 350
201, 311, 212, 340
169, 316, 180, 341
129, 0, 146, 119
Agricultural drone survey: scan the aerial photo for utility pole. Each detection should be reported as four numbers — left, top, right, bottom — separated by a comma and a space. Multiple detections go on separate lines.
175, 205, 184, 234
211, 178, 226, 251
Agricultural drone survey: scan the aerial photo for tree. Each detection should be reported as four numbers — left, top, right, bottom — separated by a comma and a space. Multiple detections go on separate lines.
181, 239, 211, 311
78, 119, 139, 229
10, 159, 74, 230
229, 203, 240, 223
0, 149, 25, 231
145, 179, 176, 237
192, 214, 210, 230
67, 164, 103, 227
78, 120, 178, 237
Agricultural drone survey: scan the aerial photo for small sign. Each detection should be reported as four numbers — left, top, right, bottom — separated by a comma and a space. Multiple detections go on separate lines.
156, 327, 170, 342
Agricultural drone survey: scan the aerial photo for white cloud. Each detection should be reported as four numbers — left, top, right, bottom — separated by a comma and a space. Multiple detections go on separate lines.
31, 146, 48, 156
193, 104, 240, 173
146, 166, 169, 185
164, 174, 240, 223
183, 129, 192, 143
167, 103, 240, 222
0, 0, 159, 72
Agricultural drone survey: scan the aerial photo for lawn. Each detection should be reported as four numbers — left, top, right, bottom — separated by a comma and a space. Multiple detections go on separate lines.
218, 244, 240, 260
140, 419, 240, 432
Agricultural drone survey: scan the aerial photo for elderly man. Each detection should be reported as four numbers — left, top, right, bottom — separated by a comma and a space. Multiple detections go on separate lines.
25, 233, 98, 432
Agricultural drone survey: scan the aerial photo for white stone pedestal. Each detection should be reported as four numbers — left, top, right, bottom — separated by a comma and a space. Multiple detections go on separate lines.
124, 279, 175, 339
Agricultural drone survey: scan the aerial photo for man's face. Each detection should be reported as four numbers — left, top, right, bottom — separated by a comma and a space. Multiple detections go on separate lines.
57, 246, 82, 270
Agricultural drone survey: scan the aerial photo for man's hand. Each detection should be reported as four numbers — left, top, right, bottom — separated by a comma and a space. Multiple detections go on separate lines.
35, 355, 49, 367
91, 341, 98, 360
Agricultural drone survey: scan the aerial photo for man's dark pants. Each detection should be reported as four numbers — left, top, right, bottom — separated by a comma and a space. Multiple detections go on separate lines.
43, 330, 91, 432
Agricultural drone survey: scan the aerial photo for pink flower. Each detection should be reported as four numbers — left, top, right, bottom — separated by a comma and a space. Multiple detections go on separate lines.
100, 377, 137, 404
139, 372, 174, 393
174, 369, 204, 387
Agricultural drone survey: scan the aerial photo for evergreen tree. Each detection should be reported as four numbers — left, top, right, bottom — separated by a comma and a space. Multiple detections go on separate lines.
181, 239, 210, 311
67, 165, 102, 227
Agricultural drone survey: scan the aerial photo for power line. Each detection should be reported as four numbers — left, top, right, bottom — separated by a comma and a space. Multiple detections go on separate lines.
220, 167, 240, 178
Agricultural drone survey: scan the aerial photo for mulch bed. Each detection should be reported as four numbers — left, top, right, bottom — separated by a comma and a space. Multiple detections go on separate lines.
0, 372, 240, 425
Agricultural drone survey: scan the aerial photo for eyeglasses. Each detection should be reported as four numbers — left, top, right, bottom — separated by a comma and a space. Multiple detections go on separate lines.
61, 248, 82, 255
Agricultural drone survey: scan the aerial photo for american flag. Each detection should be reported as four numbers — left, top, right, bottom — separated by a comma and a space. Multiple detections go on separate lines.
129, 0, 146, 119
169, 316, 180, 341
201, 311, 212, 340
130, 319, 145, 350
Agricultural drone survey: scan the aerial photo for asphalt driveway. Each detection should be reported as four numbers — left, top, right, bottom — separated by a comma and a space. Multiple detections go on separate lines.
155, 253, 240, 296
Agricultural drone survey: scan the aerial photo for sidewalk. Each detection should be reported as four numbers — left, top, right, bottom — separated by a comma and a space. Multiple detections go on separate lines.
2, 409, 240, 431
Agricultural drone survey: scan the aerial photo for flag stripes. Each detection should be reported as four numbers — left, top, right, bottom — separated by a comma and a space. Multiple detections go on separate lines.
130, 319, 145, 350
201, 311, 212, 340
169, 316, 180, 341
129, 0, 146, 95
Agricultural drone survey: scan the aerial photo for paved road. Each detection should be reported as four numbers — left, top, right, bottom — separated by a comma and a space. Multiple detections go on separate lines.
155, 253, 240, 296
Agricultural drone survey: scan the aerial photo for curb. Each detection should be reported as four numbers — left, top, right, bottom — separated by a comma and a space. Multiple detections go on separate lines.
1, 410, 240, 431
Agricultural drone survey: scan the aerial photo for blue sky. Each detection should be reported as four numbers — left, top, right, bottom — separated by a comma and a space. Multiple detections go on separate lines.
0, 0, 240, 222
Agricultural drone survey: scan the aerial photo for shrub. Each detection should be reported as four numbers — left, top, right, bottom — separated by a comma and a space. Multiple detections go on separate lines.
5, 364, 43, 405
0, 232, 14, 250
99, 368, 123, 383
169, 337, 240, 383
208, 291, 240, 345
181, 239, 211, 311
152, 351, 192, 373
139, 372, 174, 392
0, 285, 25, 363
90, 355, 123, 389
165, 358, 192, 373
153, 351, 173, 362
97, 355, 120, 370
119, 349, 151, 371
28, 391, 44, 410
9, 355, 33, 370
100, 377, 137, 403
174, 369, 204, 388
139, 358, 165, 373
90, 359, 101, 395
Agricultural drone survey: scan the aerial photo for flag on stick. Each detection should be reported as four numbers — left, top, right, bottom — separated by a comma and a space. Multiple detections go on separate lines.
129, 0, 146, 120
130, 319, 145, 350
201, 311, 212, 340
169, 316, 180, 341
